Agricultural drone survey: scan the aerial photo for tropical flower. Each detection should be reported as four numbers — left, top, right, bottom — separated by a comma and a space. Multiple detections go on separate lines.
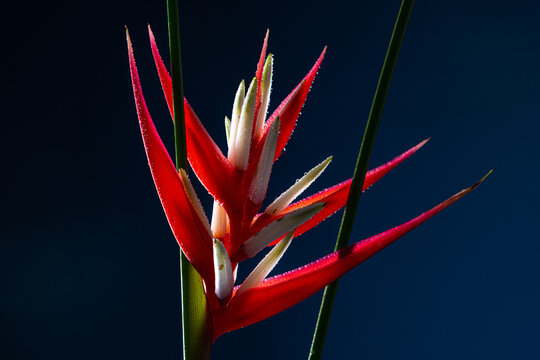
127, 27, 487, 341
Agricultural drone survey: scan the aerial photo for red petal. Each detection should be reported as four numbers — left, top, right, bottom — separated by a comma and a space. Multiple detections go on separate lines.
127, 30, 214, 284
363, 138, 430, 190
255, 30, 269, 108
260, 47, 326, 163
184, 101, 238, 209
148, 25, 173, 117
252, 30, 269, 140
147, 27, 236, 209
213, 174, 489, 337
247, 140, 429, 250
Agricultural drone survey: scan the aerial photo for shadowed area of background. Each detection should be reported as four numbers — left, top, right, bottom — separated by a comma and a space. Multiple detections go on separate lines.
1, 0, 538, 359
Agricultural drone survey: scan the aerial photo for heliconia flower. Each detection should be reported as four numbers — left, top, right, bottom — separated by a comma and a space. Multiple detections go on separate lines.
127, 27, 489, 341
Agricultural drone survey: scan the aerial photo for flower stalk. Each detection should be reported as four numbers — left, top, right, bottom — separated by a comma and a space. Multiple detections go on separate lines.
166, 0, 211, 359
308, 0, 416, 359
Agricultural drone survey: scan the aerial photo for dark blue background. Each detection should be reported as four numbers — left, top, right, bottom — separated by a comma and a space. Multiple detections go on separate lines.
1, 0, 538, 358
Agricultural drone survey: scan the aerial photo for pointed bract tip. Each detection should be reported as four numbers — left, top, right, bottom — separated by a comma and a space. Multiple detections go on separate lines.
261, 29, 269, 45
410, 138, 430, 152
257, 56, 274, 131
445, 170, 493, 203
471, 168, 495, 189
265, 155, 332, 216
126, 28, 134, 56
232, 77, 258, 170
211, 201, 229, 240
227, 79, 247, 160
265, 54, 274, 65
236, 230, 293, 295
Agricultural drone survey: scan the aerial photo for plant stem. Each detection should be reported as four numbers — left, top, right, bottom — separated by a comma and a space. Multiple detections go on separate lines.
307, 1, 415, 359
166, 0, 211, 359
166, 0, 187, 170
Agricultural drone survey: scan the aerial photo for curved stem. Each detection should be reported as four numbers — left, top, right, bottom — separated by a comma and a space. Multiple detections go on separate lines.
308, 1, 415, 359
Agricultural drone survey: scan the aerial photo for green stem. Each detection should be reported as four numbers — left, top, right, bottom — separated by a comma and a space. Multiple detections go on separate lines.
166, 1, 211, 359
166, 0, 187, 170
308, 1, 415, 359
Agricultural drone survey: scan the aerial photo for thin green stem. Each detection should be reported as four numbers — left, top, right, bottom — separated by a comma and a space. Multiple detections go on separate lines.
308, 1, 415, 359
167, 0, 187, 170
166, 1, 211, 359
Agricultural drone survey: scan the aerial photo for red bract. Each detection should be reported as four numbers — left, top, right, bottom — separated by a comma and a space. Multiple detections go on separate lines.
127, 28, 488, 341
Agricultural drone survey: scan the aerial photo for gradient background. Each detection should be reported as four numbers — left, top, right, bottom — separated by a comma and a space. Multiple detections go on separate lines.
1, 0, 538, 359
